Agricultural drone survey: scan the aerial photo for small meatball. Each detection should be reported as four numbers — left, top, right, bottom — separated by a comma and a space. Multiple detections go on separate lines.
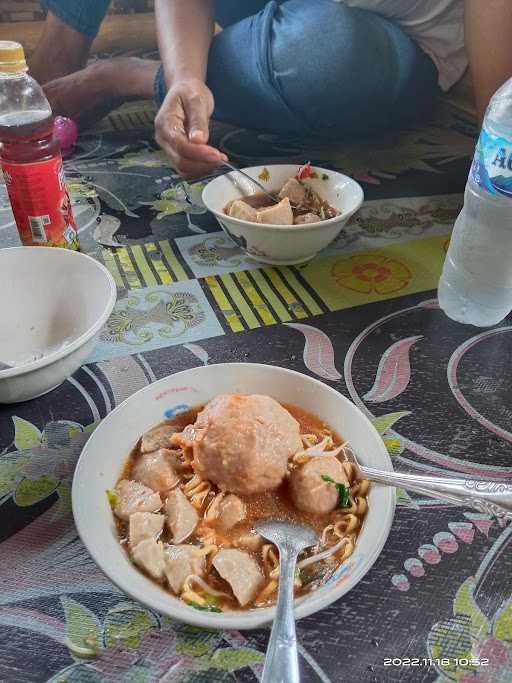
232, 531, 264, 553
256, 197, 293, 225
289, 456, 348, 514
165, 487, 198, 543
164, 545, 205, 594
141, 423, 177, 453
129, 512, 165, 550
278, 178, 306, 206
131, 538, 165, 580
212, 549, 264, 606
114, 479, 161, 521
228, 199, 258, 223
132, 449, 180, 493
294, 213, 320, 225
217, 494, 246, 531
178, 394, 302, 495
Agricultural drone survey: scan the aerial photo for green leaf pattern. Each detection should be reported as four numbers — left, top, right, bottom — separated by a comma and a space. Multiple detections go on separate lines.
50, 598, 265, 679
61, 597, 102, 658
12, 416, 42, 450
427, 577, 512, 681
371, 411, 410, 436
14, 476, 59, 507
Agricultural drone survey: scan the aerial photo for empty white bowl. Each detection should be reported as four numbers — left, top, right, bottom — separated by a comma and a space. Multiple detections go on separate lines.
0, 247, 116, 403
72, 363, 395, 630
202, 165, 364, 265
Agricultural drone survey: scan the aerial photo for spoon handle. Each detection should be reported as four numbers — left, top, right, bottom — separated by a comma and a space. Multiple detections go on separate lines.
360, 466, 512, 520
261, 547, 300, 683
222, 162, 276, 200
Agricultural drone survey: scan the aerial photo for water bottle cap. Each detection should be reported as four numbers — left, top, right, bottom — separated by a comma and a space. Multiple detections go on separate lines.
0, 41, 27, 73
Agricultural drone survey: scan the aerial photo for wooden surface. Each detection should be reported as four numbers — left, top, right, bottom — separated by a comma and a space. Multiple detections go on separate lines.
0, 12, 157, 55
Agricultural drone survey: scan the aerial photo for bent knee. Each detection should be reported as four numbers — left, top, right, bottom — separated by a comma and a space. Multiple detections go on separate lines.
270, 1, 432, 135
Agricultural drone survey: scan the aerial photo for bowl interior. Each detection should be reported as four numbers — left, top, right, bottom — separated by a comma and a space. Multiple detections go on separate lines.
73, 363, 394, 630
202, 165, 363, 227
0, 247, 114, 364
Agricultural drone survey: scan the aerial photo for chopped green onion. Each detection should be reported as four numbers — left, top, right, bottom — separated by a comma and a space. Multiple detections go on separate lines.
322, 173, 329, 181
106, 489, 118, 510
321, 475, 350, 508
189, 601, 222, 613
339, 483, 350, 508
205, 594, 219, 608
258, 167, 270, 182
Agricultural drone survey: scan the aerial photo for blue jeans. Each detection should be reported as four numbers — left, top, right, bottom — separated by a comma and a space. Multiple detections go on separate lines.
42, 0, 439, 137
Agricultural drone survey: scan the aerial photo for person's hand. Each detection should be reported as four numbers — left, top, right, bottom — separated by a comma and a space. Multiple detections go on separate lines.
155, 78, 227, 178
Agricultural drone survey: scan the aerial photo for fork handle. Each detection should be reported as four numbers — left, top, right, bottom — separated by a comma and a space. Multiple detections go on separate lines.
361, 466, 512, 520
261, 547, 300, 683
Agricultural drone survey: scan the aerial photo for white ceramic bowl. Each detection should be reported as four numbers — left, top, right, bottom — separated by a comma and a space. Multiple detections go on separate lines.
0, 247, 116, 403
72, 363, 395, 630
202, 165, 364, 265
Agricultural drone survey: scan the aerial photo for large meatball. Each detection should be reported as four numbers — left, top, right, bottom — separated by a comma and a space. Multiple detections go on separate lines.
176, 394, 302, 495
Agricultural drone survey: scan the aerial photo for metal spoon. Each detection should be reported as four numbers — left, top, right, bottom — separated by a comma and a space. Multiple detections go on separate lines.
345, 449, 512, 521
221, 161, 279, 204
0, 361, 12, 371
255, 520, 318, 683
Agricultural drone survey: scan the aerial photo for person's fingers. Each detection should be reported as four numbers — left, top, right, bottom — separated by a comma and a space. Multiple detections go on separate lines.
176, 158, 222, 179
155, 126, 223, 178
155, 90, 228, 178
184, 96, 210, 144
171, 129, 220, 163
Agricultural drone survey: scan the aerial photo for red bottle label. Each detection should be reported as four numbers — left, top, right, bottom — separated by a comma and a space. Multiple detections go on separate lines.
1, 156, 79, 249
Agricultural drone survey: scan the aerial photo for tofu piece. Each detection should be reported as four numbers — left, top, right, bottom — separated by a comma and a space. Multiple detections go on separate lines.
141, 424, 177, 453
113, 479, 162, 521
131, 538, 165, 580
129, 512, 165, 550
132, 448, 180, 493
294, 213, 321, 225
217, 494, 246, 531
164, 544, 206, 594
165, 487, 199, 543
212, 549, 265, 606
256, 197, 293, 226
228, 199, 258, 223
232, 531, 264, 553
278, 178, 306, 206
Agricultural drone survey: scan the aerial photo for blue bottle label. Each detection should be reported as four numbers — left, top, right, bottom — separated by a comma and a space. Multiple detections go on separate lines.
471, 128, 512, 198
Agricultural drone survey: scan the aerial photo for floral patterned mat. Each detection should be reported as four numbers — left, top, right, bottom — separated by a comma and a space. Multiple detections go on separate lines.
1, 101, 511, 683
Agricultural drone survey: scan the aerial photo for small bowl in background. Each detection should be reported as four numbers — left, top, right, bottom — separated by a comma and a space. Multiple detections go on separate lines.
202, 165, 364, 265
0, 247, 116, 403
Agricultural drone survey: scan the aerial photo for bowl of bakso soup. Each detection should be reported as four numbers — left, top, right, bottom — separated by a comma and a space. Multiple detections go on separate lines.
202, 164, 364, 265
72, 363, 394, 630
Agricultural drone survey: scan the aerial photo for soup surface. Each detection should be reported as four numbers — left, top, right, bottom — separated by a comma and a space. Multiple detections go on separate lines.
223, 163, 340, 226
110, 395, 369, 612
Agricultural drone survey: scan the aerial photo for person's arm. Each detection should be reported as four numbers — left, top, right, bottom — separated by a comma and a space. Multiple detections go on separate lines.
154, 0, 226, 177
465, 0, 512, 124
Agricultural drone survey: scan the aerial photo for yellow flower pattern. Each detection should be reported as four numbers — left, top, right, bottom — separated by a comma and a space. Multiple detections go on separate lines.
331, 254, 413, 295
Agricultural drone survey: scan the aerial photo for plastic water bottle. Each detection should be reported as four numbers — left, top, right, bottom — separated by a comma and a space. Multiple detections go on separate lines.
438, 78, 512, 326
0, 41, 78, 249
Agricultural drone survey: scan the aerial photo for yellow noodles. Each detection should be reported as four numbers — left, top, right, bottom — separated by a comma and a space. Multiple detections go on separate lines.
254, 580, 278, 606
183, 574, 231, 598
183, 474, 212, 509
204, 492, 226, 521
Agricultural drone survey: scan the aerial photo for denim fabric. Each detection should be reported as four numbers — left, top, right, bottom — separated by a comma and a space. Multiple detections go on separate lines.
47, 0, 439, 137
41, 0, 111, 38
